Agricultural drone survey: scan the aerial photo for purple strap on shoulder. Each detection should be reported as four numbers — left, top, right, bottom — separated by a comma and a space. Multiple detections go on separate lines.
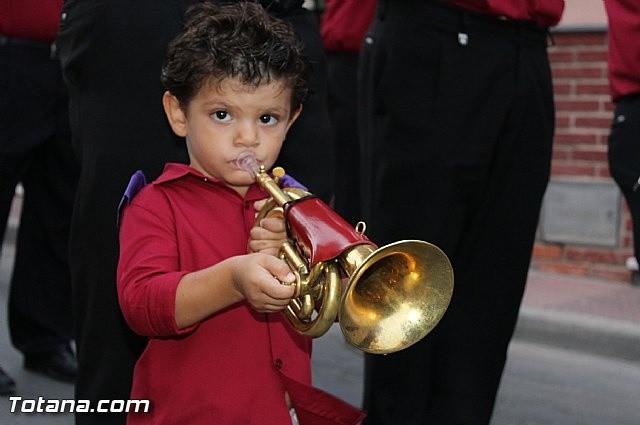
279, 174, 308, 191
117, 170, 147, 227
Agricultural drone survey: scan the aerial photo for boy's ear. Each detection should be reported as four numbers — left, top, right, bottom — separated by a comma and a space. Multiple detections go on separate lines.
286, 104, 303, 132
162, 91, 187, 137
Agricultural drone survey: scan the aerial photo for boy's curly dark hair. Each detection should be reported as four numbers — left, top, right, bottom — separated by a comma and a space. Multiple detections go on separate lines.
161, 2, 310, 110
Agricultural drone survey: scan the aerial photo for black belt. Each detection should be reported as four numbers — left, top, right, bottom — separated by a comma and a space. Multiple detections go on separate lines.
377, 0, 548, 46
0, 34, 58, 58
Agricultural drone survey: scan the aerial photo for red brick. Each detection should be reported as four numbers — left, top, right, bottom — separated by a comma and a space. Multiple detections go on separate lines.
555, 113, 571, 128
625, 216, 634, 231
551, 66, 605, 79
571, 147, 608, 162
548, 50, 575, 63
595, 133, 610, 144
550, 163, 596, 177
575, 49, 608, 62
597, 167, 612, 179
553, 133, 598, 145
551, 147, 570, 161
555, 99, 601, 112
553, 82, 572, 95
532, 243, 563, 259
574, 116, 614, 129
575, 82, 611, 96
534, 262, 589, 276
551, 32, 606, 46
565, 247, 621, 264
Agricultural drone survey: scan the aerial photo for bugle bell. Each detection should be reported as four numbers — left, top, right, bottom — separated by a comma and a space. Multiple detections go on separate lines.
237, 152, 454, 354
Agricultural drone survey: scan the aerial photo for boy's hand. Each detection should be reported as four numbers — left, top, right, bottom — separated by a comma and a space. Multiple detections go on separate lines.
232, 253, 296, 313
248, 199, 288, 256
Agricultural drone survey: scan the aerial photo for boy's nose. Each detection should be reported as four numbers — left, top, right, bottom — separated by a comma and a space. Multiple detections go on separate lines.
235, 122, 259, 147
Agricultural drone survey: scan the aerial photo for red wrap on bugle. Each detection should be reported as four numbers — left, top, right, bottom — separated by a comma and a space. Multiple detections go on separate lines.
284, 197, 374, 266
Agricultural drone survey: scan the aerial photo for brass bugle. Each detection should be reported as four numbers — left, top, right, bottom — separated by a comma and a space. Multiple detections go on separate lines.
237, 152, 454, 354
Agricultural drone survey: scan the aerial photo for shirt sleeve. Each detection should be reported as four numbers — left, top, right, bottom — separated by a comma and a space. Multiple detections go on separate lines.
117, 194, 196, 338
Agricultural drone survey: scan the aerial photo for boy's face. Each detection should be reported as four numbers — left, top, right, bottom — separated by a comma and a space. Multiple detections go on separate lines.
163, 77, 301, 196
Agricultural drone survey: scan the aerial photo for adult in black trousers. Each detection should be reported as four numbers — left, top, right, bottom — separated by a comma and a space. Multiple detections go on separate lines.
320, 0, 375, 227
0, 13, 79, 394
56, 1, 333, 423
359, 1, 563, 423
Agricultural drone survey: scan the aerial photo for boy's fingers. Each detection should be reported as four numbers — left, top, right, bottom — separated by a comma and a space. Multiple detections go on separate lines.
276, 285, 296, 301
253, 199, 268, 214
254, 199, 266, 209
258, 255, 296, 298
248, 243, 279, 257
249, 225, 279, 241
259, 217, 286, 233
255, 300, 291, 313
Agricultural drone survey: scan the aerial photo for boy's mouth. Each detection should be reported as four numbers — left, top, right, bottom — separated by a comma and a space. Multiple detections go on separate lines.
235, 152, 261, 176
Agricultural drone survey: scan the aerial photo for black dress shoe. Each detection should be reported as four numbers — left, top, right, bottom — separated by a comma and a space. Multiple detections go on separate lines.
0, 365, 16, 396
24, 344, 78, 383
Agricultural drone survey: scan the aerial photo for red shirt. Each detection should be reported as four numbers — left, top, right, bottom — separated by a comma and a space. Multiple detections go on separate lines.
0, 0, 63, 42
448, 0, 565, 27
117, 164, 364, 425
321, 0, 376, 52
605, 0, 640, 101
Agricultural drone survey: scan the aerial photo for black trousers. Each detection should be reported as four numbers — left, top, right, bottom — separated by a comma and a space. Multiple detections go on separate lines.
360, 1, 555, 424
0, 38, 78, 354
608, 95, 640, 268
57, 1, 333, 423
327, 51, 362, 226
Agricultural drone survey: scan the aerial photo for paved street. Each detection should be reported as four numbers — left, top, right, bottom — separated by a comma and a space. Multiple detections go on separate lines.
0, 233, 74, 424
1, 192, 640, 424
312, 326, 640, 425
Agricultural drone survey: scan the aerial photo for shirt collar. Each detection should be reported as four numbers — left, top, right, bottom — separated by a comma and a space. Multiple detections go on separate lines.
155, 163, 266, 201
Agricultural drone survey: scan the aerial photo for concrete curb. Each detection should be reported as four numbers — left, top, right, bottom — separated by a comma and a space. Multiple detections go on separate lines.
514, 306, 640, 362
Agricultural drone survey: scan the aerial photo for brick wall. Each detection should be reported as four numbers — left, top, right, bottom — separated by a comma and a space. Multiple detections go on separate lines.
530, 29, 634, 282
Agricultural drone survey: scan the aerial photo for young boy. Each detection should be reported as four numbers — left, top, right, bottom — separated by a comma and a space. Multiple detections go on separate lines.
116, 3, 364, 425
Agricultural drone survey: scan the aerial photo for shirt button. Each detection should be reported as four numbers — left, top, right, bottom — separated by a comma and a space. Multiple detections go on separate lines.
274, 359, 283, 369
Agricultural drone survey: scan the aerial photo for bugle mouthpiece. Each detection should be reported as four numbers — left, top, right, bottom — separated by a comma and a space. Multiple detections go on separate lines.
236, 151, 261, 176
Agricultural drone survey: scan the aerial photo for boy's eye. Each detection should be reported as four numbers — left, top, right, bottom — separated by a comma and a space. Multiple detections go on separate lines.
212, 110, 230, 122
259, 114, 278, 125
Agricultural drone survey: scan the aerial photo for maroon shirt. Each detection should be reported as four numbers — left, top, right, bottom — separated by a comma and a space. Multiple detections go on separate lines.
605, 0, 640, 101
117, 164, 364, 425
321, 0, 376, 52
448, 0, 565, 27
0, 0, 63, 42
